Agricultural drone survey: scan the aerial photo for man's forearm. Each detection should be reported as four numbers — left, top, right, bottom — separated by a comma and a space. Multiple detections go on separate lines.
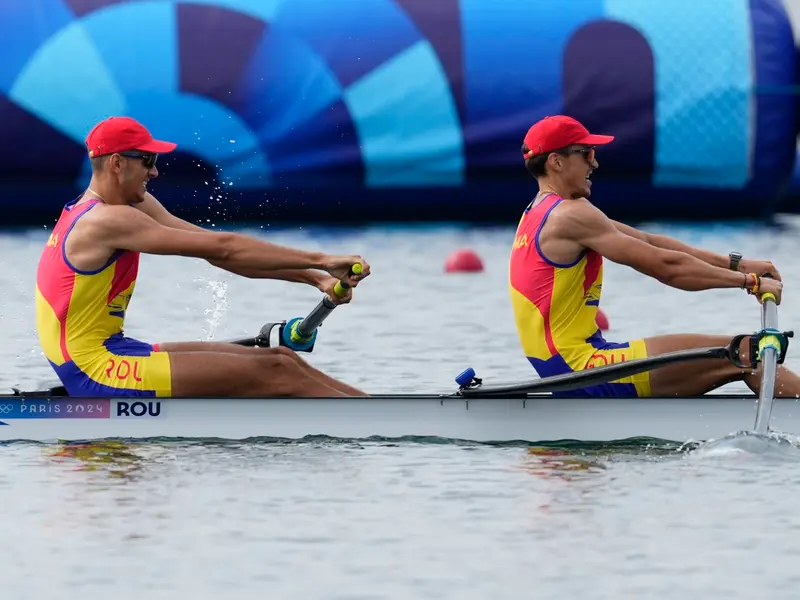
647, 233, 730, 269
615, 221, 732, 269
260, 268, 324, 287
661, 251, 750, 292
207, 259, 324, 287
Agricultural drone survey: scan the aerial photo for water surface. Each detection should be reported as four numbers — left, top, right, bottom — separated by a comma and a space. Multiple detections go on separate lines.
2, 218, 800, 598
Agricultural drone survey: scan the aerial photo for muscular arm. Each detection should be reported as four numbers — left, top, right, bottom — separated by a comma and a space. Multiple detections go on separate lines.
612, 220, 730, 269
556, 201, 749, 291
82, 201, 330, 273
135, 193, 326, 287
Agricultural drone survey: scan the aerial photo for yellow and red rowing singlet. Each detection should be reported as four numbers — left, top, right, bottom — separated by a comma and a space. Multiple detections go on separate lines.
509, 194, 651, 397
35, 197, 172, 397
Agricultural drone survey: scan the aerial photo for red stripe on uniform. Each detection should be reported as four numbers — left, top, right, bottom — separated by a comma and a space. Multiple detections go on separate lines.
583, 251, 602, 296
107, 252, 140, 305
58, 272, 76, 362
535, 268, 559, 357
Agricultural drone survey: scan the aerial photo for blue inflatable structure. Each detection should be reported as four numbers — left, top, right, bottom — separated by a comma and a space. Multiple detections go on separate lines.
0, 0, 796, 225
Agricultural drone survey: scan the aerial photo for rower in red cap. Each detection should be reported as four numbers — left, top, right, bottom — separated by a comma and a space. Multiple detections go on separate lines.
508, 115, 799, 398
35, 116, 370, 398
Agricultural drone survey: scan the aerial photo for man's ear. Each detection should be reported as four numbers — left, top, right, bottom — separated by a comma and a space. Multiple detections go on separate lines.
547, 153, 562, 173
107, 153, 118, 172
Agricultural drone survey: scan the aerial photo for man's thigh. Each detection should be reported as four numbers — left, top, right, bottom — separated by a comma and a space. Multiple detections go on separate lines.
643, 333, 746, 397
166, 349, 316, 397
157, 341, 262, 355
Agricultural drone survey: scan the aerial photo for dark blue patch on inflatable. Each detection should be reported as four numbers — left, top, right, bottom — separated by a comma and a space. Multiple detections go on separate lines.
0, 96, 84, 182
178, 4, 267, 111
563, 20, 655, 183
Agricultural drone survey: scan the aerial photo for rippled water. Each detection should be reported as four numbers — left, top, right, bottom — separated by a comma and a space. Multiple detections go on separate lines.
3, 217, 800, 598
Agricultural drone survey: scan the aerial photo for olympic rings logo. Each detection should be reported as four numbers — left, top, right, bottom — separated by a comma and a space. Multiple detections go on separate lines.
0, 405, 14, 414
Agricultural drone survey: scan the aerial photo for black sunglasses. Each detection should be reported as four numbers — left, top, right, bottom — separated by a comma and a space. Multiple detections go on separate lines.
119, 151, 158, 169
558, 145, 595, 160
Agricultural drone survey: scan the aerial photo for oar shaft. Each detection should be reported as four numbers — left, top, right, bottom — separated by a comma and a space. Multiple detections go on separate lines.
282, 263, 364, 351
458, 345, 731, 397
225, 263, 364, 351
754, 293, 780, 433
296, 295, 337, 337
291, 263, 361, 340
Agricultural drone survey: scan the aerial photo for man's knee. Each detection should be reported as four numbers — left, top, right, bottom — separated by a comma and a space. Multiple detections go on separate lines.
704, 335, 753, 380
256, 352, 306, 395
269, 345, 309, 366
271, 346, 298, 358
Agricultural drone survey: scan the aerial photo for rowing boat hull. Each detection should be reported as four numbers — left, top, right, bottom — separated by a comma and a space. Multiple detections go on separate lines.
0, 394, 796, 444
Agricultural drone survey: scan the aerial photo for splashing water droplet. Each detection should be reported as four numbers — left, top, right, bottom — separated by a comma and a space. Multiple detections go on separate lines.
195, 279, 229, 341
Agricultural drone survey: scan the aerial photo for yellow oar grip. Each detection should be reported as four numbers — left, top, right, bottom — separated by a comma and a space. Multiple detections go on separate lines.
333, 263, 363, 297
758, 333, 782, 358
288, 318, 308, 343
760, 291, 777, 304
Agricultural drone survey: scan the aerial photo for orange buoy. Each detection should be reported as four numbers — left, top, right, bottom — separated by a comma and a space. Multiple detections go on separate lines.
444, 249, 484, 273
596, 308, 609, 331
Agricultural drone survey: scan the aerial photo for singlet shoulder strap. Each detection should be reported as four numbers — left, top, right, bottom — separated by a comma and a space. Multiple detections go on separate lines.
523, 193, 561, 217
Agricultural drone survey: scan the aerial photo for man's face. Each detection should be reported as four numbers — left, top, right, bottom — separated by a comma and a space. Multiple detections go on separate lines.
116, 152, 158, 204
552, 145, 598, 199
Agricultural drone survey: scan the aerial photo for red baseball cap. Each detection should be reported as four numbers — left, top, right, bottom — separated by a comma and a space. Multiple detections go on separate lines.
85, 116, 177, 158
522, 115, 614, 160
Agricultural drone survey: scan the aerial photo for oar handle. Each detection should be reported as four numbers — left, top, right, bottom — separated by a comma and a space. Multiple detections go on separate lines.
282, 263, 363, 351
332, 263, 363, 298
756, 272, 777, 305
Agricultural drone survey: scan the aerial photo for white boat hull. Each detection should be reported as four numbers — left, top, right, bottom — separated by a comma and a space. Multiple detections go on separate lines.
0, 394, 797, 444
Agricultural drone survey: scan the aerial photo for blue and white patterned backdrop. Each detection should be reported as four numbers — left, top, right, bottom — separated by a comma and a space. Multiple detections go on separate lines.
0, 0, 796, 223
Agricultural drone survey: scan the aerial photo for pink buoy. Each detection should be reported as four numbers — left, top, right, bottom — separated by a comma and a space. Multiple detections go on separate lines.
596, 309, 610, 331
444, 249, 484, 273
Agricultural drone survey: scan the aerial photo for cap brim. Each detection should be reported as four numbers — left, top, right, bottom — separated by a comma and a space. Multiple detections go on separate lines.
136, 139, 178, 153
580, 134, 614, 145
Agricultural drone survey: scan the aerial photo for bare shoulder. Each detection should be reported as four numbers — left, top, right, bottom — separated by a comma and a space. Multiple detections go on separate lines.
528, 198, 608, 264
61, 204, 154, 270
547, 199, 670, 273
78, 204, 174, 255
79, 203, 154, 235
544, 198, 613, 239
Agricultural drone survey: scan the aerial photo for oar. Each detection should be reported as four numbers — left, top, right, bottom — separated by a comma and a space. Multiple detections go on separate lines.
280, 263, 363, 351
455, 345, 736, 397
226, 263, 363, 351
457, 299, 793, 399
753, 283, 782, 434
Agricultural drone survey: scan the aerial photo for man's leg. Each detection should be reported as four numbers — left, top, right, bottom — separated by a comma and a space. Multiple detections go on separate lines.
157, 341, 367, 397
164, 349, 358, 397
644, 334, 800, 397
